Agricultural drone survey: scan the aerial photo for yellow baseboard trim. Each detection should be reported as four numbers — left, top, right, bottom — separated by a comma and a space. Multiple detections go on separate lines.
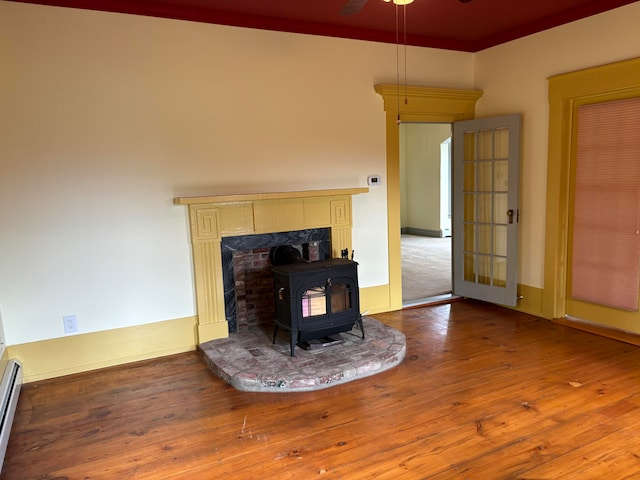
360, 284, 393, 315
0, 348, 9, 381
361, 283, 544, 319
0, 348, 8, 365
8, 316, 198, 383
554, 316, 640, 347
197, 321, 230, 343
514, 284, 544, 318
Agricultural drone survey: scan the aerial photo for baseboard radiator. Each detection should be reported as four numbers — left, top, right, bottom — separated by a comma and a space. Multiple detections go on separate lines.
0, 360, 22, 472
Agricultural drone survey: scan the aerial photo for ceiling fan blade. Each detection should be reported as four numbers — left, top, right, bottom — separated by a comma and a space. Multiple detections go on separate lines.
340, 0, 368, 16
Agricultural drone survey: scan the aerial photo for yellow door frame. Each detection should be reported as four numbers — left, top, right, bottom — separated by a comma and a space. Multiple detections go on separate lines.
543, 57, 640, 333
374, 85, 483, 311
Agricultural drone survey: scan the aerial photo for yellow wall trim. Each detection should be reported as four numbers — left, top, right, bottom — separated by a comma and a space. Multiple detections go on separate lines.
514, 284, 544, 318
360, 284, 393, 315
197, 320, 229, 343
553, 316, 640, 348
0, 348, 9, 384
8, 316, 198, 383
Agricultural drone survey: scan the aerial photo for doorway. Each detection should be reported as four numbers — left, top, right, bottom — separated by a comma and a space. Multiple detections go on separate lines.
543, 58, 640, 333
566, 97, 640, 326
374, 83, 483, 313
400, 123, 453, 306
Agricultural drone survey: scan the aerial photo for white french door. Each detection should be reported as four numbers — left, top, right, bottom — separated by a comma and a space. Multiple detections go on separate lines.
452, 114, 521, 306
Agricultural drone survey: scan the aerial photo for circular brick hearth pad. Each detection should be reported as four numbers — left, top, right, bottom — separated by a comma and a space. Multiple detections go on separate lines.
199, 317, 406, 392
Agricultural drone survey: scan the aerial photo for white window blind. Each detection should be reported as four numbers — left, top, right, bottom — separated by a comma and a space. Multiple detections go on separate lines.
571, 97, 640, 311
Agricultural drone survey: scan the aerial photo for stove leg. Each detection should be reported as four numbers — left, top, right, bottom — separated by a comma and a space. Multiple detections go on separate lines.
290, 330, 297, 357
357, 316, 365, 339
272, 325, 279, 344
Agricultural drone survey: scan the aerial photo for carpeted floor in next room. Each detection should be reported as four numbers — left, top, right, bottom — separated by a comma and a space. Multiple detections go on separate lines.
401, 234, 452, 301
199, 316, 406, 393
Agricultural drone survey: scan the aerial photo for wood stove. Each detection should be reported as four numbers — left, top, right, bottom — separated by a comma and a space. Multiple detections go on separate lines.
272, 258, 365, 356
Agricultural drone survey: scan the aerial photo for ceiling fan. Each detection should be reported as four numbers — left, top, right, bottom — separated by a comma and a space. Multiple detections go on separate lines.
340, 0, 472, 16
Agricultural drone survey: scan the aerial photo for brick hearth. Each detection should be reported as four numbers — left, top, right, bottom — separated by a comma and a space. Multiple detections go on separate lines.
199, 316, 406, 392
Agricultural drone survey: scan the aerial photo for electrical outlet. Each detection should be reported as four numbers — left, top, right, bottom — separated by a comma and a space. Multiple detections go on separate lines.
63, 314, 79, 334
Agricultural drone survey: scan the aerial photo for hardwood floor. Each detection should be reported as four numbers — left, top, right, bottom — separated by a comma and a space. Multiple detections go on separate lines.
3, 300, 640, 479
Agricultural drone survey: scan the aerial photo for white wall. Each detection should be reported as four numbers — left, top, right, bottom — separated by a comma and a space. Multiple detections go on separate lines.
474, 2, 640, 289
0, 2, 475, 345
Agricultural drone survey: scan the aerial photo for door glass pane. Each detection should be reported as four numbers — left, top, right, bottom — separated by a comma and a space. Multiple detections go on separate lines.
464, 193, 476, 222
477, 255, 491, 285
494, 225, 507, 256
464, 223, 475, 251
464, 253, 475, 282
494, 193, 507, 225
494, 128, 509, 159
464, 132, 476, 161
302, 288, 326, 317
463, 161, 475, 190
330, 284, 351, 312
477, 162, 492, 191
493, 257, 507, 287
478, 130, 493, 160
477, 224, 492, 255
494, 160, 508, 191
477, 194, 492, 223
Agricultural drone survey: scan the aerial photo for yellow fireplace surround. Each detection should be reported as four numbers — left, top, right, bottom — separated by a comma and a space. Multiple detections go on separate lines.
174, 188, 369, 343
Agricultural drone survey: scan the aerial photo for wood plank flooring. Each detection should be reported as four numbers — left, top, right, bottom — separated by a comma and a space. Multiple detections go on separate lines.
3, 300, 640, 479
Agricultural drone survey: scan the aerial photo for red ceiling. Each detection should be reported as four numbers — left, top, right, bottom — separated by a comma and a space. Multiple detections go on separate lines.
10, 0, 639, 52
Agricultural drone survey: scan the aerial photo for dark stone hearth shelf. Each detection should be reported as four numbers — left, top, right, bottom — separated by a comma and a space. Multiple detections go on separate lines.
199, 317, 406, 392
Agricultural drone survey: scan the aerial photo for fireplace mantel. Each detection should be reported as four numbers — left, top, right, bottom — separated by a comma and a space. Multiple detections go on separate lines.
174, 188, 368, 205
174, 188, 368, 343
